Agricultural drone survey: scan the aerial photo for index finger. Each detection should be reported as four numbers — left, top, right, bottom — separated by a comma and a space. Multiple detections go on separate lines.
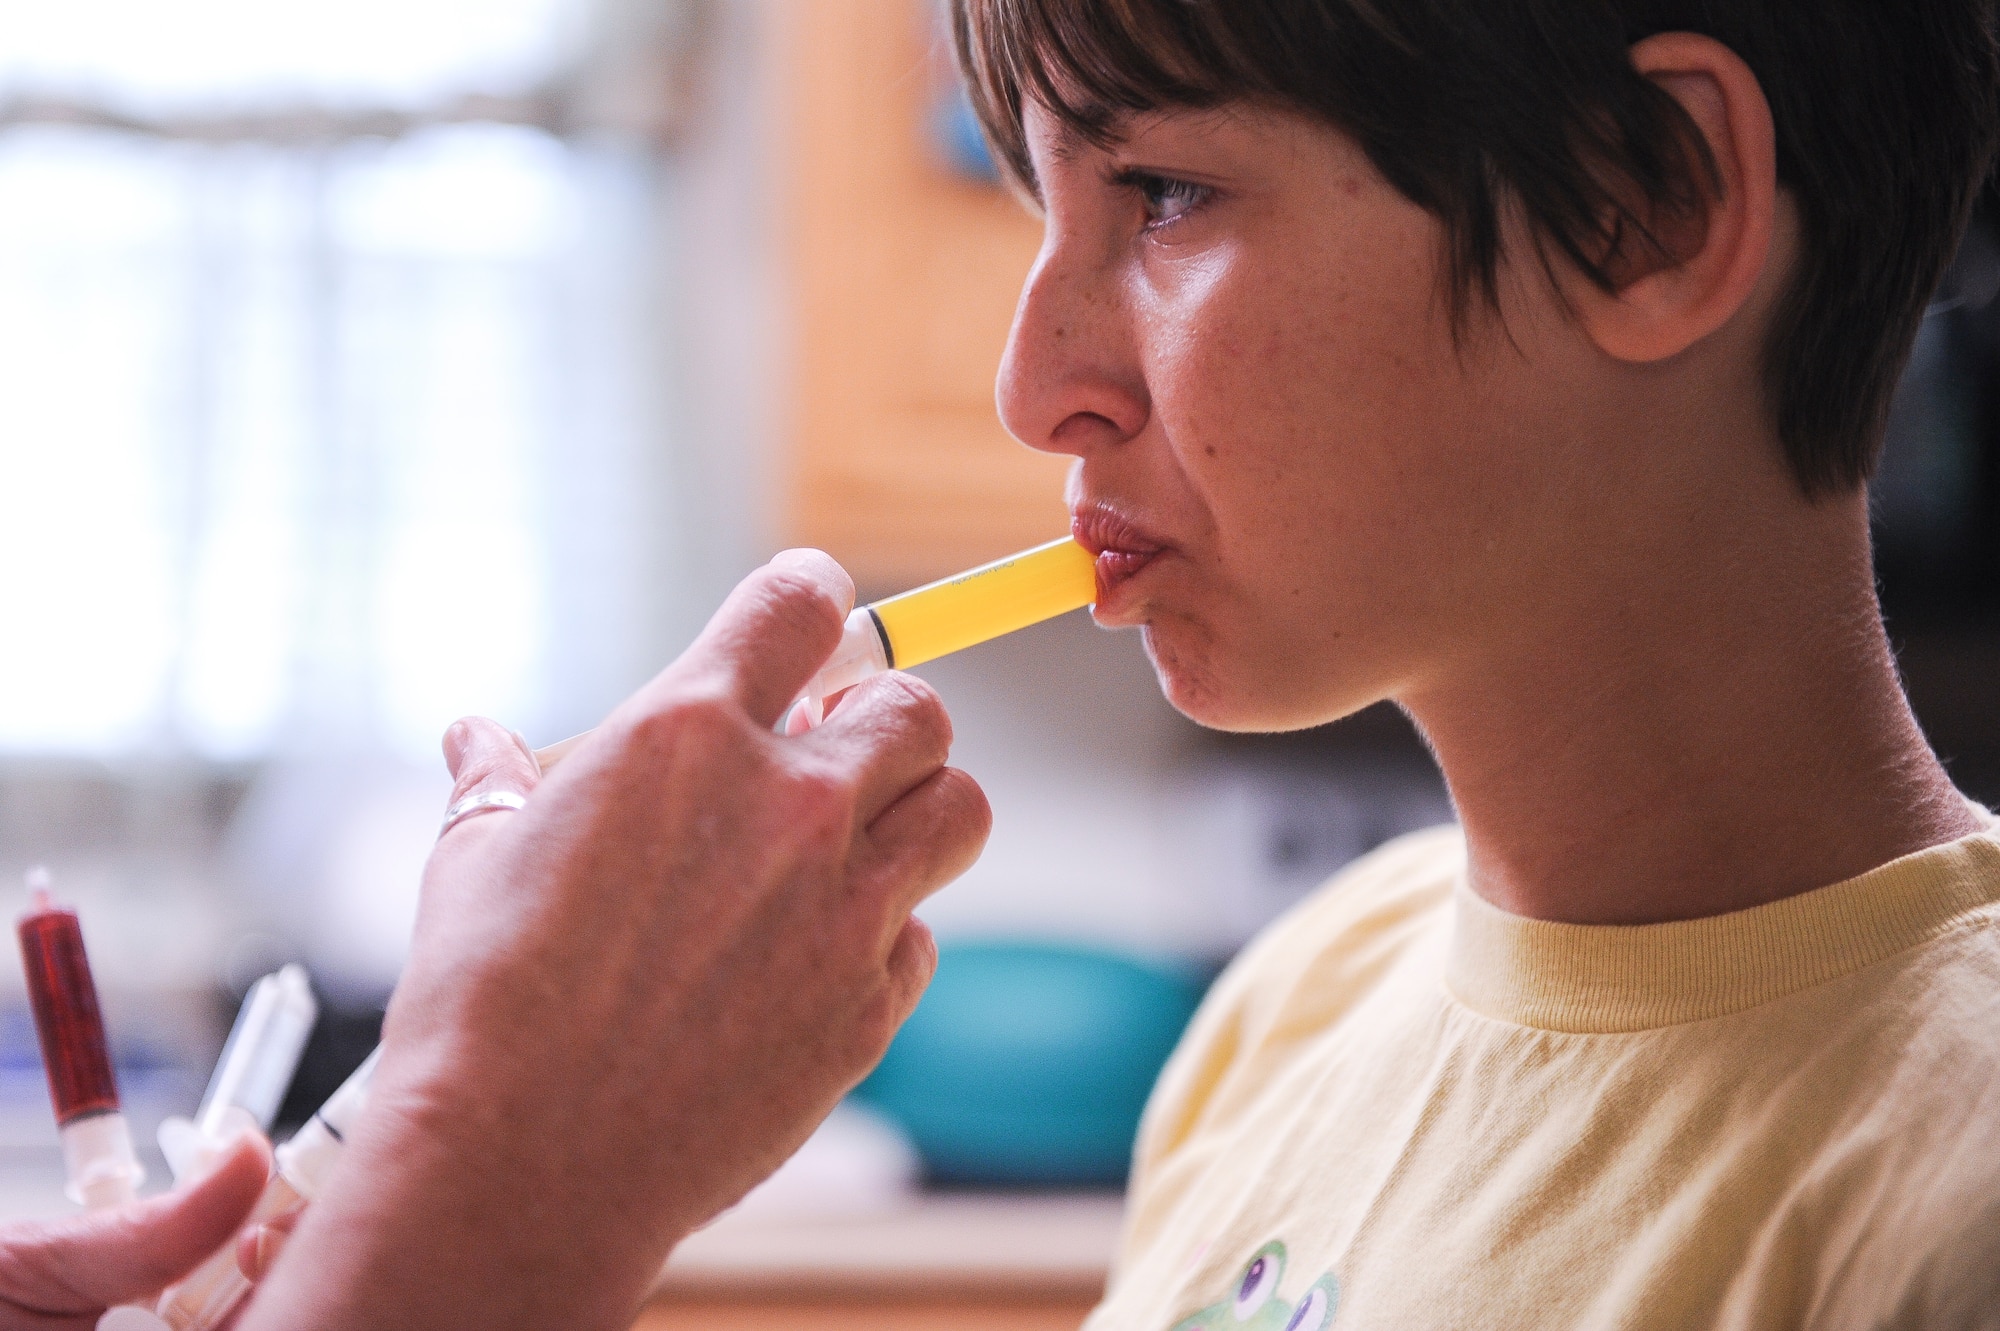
653, 549, 855, 728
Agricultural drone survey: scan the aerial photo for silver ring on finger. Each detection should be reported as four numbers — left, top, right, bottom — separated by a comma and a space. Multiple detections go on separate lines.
439, 789, 528, 839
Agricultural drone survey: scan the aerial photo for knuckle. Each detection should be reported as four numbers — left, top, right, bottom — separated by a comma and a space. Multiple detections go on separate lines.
631, 686, 744, 752
839, 860, 897, 924
782, 758, 857, 838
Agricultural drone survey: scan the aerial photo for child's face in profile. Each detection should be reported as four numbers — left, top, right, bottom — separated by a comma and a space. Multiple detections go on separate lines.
1000, 100, 1617, 732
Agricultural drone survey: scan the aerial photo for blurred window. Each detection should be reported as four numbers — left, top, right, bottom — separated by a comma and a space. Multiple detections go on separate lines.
0, 0, 674, 759
0, 0, 574, 112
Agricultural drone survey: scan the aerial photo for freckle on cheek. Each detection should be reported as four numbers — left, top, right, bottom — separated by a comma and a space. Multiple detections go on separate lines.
1205, 445, 1217, 458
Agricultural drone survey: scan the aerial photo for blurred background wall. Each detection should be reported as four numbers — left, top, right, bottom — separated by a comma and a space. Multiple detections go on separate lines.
0, 0, 709, 1187
0, 0, 1994, 1224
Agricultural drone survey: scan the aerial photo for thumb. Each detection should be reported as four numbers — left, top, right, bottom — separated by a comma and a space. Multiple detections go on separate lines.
0, 1133, 269, 1316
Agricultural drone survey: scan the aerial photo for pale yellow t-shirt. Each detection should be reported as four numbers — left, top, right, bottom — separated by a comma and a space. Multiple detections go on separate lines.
1089, 822, 2000, 1331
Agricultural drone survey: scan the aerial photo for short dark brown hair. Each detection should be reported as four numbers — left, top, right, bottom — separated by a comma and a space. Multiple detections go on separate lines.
952, 0, 2000, 494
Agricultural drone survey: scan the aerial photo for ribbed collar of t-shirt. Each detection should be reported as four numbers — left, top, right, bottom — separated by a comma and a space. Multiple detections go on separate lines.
1445, 821, 2000, 1033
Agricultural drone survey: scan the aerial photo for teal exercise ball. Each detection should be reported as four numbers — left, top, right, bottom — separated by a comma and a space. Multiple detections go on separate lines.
852, 941, 1206, 1185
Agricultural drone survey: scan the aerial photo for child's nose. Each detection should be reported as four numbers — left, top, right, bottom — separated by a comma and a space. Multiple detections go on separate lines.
996, 238, 1151, 459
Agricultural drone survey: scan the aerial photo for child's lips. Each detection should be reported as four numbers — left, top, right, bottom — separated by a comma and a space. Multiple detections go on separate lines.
1071, 505, 1168, 608
1094, 547, 1160, 597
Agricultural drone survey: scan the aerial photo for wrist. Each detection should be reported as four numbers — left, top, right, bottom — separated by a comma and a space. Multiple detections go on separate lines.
242, 1046, 671, 1331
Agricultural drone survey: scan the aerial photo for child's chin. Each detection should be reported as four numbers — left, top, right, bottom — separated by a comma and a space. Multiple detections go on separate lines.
1144, 627, 1255, 731
1147, 625, 1389, 734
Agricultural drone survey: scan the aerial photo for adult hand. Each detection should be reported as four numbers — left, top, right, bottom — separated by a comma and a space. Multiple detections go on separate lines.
239, 550, 991, 1331
0, 1133, 269, 1330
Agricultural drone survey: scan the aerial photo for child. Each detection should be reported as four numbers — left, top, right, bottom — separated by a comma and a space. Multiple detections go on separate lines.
952, 2, 2000, 1327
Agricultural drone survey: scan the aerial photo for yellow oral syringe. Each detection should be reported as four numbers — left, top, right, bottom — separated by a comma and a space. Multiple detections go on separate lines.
535, 536, 1096, 767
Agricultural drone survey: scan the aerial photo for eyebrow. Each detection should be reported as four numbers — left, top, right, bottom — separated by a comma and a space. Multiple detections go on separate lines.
1047, 118, 1095, 159
1024, 99, 1152, 207
1018, 117, 1081, 206
1024, 108, 1136, 203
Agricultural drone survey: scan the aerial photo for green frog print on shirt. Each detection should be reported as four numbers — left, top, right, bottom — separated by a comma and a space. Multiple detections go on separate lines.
1170, 1240, 1339, 1331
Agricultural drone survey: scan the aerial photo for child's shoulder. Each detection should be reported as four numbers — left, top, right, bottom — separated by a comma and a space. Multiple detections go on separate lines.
1135, 825, 1463, 1164
1218, 823, 1465, 1021
1248, 823, 1466, 970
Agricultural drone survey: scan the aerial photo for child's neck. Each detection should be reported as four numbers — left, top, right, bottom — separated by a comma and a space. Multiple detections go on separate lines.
1403, 457, 1982, 927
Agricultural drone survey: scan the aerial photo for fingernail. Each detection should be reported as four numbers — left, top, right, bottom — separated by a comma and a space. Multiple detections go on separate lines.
509, 729, 534, 759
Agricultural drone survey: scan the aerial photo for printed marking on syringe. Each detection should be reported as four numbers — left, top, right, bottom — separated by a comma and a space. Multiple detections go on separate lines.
944, 558, 1018, 587
316, 1112, 344, 1144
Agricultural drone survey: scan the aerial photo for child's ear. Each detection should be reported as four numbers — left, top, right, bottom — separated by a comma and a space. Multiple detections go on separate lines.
1573, 32, 1778, 364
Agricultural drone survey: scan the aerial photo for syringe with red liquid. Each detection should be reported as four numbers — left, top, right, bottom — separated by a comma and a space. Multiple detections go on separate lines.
17, 867, 144, 1207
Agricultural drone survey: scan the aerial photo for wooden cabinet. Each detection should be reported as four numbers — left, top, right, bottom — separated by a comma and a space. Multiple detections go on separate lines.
777, 0, 1069, 591
635, 1294, 1096, 1331
633, 1192, 1118, 1331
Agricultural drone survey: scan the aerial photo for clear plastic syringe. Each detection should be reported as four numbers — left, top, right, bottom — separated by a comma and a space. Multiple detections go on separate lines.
153, 1050, 378, 1331
196, 963, 317, 1138
153, 963, 320, 1187
535, 535, 1097, 767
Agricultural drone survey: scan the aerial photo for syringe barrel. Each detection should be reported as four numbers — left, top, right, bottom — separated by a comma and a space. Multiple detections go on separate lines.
17, 903, 119, 1125
17, 888, 146, 1207
275, 1046, 377, 1192
552, 534, 1099, 754
197, 963, 318, 1136
867, 536, 1097, 670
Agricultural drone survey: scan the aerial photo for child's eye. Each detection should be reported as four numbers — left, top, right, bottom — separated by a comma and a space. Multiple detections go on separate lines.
1116, 170, 1213, 229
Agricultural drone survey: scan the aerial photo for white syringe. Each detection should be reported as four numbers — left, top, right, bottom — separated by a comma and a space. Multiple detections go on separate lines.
156, 963, 319, 1189
197, 964, 318, 1138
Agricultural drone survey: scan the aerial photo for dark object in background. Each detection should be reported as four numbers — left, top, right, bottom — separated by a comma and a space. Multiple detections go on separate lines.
1874, 183, 2000, 617
271, 998, 383, 1133
1875, 179, 2000, 805
852, 941, 1206, 1186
